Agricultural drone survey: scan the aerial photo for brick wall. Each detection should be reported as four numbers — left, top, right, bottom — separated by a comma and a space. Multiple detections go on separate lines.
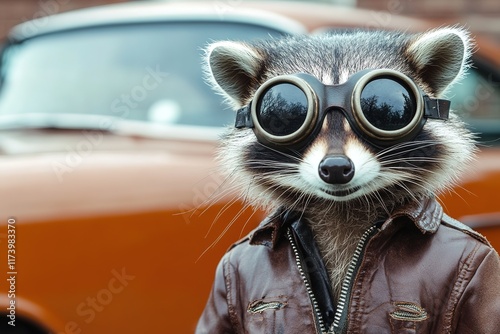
357, 0, 500, 43
1, 0, 499, 43
0, 0, 126, 41
358, 0, 500, 16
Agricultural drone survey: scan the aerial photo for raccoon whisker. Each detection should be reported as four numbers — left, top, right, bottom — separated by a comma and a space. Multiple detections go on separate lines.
246, 158, 307, 168
436, 182, 477, 211
251, 182, 292, 211
326, 196, 338, 215
178, 172, 242, 227
382, 166, 443, 183
246, 167, 300, 176
256, 142, 304, 163
379, 156, 448, 164
203, 176, 253, 210
210, 193, 245, 229
444, 181, 476, 198
246, 158, 305, 165
367, 185, 391, 216
209, 175, 245, 199
174, 168, 229, 218
237, 205, 262, 238
376, 140, 441, 159
302, 192, 316, 213
381, 165, 442, 177
285, 185, 314, 212
197, 200, 255, 263
359, 191, 372, 211
393, 180, 422, 203
242, 184, 260, 206
378, 169, 431, 186
381, 140, 434, 150
202, 168, 266, 226
288, 192, 307, 214
371, 172, 424, 202
392, 175, 437, 198
200, 184, 252, 223
379, 165, 436, 176
204, 190, 244, 238
373, 172, 420, 202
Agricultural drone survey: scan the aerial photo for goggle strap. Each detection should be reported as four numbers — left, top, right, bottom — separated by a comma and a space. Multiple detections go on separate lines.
423, 96, 450, 120
235, 105, 254, 128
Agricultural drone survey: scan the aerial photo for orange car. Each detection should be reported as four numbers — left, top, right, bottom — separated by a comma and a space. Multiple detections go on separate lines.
0, 1, 499, 333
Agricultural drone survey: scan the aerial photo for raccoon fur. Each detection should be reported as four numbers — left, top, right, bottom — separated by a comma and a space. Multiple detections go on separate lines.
205, 27, 476, 299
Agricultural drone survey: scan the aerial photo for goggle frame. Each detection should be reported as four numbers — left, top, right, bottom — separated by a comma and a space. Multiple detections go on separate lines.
235, 69, 450, 149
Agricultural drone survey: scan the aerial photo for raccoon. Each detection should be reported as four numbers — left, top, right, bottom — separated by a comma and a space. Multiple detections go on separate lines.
198, 27, 500, 333
206, 27, 474, 296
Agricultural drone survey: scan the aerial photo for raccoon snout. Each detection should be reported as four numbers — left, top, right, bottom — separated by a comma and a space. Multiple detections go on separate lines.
318, 155, 355, 185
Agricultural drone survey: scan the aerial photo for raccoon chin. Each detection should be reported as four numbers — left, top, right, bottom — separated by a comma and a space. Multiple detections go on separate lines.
307, 174, 425, 205
315, 185, 364, 201
320, 186, 362, 198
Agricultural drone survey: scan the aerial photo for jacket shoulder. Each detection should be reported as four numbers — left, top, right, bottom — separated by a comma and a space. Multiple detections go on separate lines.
441, 212, 492, 247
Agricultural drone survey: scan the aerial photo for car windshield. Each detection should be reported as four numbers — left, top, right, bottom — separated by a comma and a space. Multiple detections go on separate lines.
445, 64, 500, 142
0, 22, 286, 129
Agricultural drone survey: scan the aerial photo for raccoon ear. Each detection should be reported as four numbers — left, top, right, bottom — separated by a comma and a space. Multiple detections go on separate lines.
206, 41, 262, 108
407, 27, 472, 96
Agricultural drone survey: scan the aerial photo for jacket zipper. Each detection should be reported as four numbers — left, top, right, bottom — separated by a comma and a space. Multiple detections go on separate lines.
287, 229, 329, 333
287, 225, 379, 334
330, 225, 378, 333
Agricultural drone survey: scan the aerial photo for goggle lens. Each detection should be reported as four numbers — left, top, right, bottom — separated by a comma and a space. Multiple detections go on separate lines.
360, 78, 417, 131
256, 83, 308, 136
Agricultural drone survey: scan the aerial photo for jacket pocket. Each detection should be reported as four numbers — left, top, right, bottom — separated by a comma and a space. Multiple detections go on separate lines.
247, 298, 288, 314
246, 296, 289, 333
389, 302, 428, 334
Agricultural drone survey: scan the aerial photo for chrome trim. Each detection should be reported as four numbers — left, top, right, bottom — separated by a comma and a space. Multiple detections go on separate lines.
0, 113, 224, 141
9, 2, 306, 42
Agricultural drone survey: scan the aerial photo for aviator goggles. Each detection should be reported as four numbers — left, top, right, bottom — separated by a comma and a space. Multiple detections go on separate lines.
235, 69, 451, 149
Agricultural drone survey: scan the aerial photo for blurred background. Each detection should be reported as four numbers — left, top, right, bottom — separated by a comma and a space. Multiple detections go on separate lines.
0, 1, 498, 334
1, 0, 499, 42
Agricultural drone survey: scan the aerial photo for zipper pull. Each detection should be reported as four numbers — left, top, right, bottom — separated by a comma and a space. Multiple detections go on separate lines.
389, 301, 428, 321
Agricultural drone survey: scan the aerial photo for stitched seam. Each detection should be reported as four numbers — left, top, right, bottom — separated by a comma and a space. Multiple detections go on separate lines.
452, 248, 497, 333
223, 254, 241, 333
444, 243, 480, 333
441, 213, 491, 246
431, 202, 442, 227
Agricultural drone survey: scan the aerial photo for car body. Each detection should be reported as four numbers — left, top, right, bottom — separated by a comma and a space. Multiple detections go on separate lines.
0, 1, 499, 333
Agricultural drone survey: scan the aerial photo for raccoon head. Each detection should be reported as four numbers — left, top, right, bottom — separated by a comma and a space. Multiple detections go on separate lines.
205, 27, 476, 217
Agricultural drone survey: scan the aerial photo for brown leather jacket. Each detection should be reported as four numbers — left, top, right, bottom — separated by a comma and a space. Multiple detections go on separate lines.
196, 198, 500, 333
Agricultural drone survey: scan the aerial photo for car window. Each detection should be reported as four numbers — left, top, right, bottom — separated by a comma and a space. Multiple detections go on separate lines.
0, 22, 287, 129
445, 64, 500, 143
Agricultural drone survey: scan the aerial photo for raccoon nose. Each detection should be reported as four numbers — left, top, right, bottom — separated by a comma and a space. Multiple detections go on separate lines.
318, 155, 355, 184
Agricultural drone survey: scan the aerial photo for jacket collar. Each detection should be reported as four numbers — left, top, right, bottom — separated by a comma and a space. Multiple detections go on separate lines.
249, 197, 443, 248
380, 196, 442, 234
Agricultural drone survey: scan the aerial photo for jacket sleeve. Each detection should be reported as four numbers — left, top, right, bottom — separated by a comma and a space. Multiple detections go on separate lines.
196, 253, 237, 334
454, 247, 500, 333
